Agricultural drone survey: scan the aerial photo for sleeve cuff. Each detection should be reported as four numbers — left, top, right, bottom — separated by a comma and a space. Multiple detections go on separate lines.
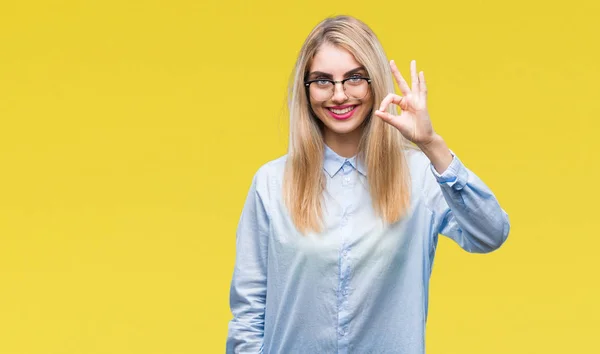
429, 149, 468, 190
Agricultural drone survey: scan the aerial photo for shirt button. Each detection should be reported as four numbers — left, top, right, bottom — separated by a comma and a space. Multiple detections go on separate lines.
339, 329, 345, 336
343, 249, 348, 257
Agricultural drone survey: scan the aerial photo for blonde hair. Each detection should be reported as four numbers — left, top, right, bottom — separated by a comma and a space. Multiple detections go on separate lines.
283, 15, 419, 234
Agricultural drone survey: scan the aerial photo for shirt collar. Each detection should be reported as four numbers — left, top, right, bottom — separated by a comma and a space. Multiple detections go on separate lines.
323, 144, 367, 178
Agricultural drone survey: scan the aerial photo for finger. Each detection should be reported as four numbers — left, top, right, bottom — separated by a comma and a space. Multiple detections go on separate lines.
374, 109, 410, 134
374, 109, 396, 122
419, 71, 427, 102
411, 60, 419, 93
390, 60, 410, 95
378, 93, 404, 112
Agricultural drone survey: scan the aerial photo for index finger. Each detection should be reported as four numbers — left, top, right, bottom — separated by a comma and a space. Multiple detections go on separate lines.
378, 93, 404, 112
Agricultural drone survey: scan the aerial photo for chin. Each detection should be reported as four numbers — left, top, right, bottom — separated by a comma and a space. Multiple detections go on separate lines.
322, 120, 365, 135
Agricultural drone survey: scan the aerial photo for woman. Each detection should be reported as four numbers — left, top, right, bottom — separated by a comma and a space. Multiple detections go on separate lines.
226, 15, 510, 354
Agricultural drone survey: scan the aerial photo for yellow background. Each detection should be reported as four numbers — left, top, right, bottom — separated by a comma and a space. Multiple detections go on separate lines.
1, 0, 598, 353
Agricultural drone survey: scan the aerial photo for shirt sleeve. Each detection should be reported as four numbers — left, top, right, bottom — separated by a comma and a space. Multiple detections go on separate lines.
226, 170, 270, 353
426, 150, 511, 253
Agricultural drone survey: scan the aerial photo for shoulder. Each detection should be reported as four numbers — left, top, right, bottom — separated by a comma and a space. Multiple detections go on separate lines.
244, 154, 287, 218
253, 154, 287, 183
249, 154, 288, 201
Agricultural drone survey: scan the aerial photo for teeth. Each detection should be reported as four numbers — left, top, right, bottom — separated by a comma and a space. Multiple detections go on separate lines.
329, 106, 354, 114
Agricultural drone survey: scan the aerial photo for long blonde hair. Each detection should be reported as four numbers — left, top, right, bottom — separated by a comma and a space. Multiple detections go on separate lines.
283, 15, 419, 234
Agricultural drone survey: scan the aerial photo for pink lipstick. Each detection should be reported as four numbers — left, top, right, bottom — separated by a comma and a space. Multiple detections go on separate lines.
326, 105, 358, 120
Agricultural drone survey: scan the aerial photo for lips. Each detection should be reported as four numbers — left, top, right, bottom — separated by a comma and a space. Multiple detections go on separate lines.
326, 104, 359, 120
328, 105, 355, 114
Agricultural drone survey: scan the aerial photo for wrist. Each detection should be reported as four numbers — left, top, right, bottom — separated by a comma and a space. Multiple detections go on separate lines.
418, 134, 453, 174
417, 134, 443, 154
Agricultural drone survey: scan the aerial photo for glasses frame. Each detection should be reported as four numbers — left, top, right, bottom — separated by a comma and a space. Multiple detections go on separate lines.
304, 77, 372, 101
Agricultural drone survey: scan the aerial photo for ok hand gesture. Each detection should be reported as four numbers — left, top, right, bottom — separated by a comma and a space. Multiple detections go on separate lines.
375, 60, 436, 147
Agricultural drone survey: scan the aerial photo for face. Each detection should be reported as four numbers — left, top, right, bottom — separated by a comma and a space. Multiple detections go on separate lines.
306, 42, 374, 140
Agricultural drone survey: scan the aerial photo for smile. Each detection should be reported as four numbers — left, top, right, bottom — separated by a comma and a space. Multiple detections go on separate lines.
326, 105, 359, 120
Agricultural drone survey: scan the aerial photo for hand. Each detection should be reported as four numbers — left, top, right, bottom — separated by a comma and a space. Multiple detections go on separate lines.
374, 60, 436, 147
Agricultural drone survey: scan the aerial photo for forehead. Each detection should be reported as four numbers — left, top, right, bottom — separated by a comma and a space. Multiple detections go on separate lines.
309, 42, 363, 75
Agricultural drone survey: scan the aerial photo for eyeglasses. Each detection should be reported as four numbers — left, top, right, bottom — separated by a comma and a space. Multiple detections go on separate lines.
304, 76, 372, 102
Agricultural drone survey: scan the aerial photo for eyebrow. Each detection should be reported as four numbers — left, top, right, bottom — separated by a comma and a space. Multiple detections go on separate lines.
307, 66, 367, 79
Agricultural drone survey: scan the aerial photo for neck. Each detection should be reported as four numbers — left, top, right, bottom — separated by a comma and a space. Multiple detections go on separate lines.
323, 127, 363, 158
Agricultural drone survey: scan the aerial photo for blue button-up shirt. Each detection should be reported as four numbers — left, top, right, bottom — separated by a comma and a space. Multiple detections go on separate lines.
226, 145, 510, 353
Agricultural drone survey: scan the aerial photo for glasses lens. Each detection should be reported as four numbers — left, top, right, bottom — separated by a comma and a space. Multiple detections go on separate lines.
308, 81, 334, 101
343, 78, 369, 100
308, 78, 369, 101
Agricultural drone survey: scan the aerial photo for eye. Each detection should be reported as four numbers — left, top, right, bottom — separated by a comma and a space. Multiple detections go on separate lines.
315, 80, 332, 86
346, 74, 364, 82
345, 75, 365, 85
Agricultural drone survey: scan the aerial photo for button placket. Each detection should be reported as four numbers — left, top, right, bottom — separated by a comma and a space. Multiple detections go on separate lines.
340, 215, 348, 227
341, 161, 353, 187
342, 175, 351, 186
337, 160, 356, 345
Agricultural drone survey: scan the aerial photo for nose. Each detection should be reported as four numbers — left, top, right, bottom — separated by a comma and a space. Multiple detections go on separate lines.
330, 82, 348, 104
